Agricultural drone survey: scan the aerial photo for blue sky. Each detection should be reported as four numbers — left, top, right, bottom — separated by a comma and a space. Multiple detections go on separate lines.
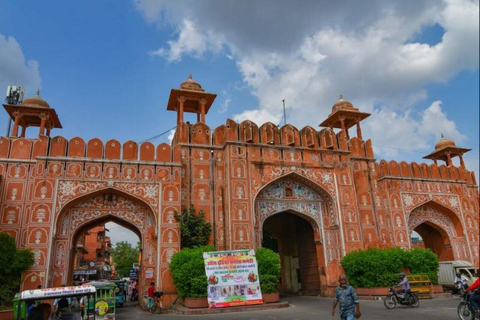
0, 1, 478, 245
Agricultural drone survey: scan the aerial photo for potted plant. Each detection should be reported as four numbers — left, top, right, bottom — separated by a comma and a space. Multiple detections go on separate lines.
256, 248, 281, 303
170, 246, 214, 308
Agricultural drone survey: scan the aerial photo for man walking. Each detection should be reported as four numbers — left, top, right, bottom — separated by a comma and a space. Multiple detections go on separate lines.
332, 274, 361, 320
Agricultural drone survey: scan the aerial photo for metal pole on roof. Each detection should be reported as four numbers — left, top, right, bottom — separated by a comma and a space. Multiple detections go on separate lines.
282, 99, 287, 126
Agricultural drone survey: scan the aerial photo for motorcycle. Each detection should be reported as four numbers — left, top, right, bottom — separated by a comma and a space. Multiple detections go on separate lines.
458, 291, 479, 320
384, 287, 419, 309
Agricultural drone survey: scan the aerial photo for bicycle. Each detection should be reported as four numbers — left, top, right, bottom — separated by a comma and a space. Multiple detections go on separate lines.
151, 291, 164, 314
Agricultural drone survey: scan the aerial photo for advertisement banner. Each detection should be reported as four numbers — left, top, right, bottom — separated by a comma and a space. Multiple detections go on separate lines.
203, 249, 263, 308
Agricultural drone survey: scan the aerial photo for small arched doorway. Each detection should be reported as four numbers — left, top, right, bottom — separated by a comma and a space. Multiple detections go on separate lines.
70, 216, 141, 285
50, 189, 158, 297
263, 211, 320, 294
409, 202, 471, 262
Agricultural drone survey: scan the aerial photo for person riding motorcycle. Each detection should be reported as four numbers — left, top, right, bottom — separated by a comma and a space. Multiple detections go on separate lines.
455, 271, 469, 292
395, 272, 411, 302
466, 270, 479, 316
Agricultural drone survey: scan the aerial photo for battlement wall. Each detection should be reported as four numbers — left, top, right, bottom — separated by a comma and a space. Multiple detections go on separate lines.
0, 136, 174, 163
376, 159, 477, 186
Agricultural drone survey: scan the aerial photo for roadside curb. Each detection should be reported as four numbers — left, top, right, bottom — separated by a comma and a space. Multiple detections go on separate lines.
170, 301, 290, 315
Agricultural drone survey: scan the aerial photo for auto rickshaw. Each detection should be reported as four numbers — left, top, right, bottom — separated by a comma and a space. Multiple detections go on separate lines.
16, 285, 96, 320
111, 279, 126, 307
84, 281, 116, 319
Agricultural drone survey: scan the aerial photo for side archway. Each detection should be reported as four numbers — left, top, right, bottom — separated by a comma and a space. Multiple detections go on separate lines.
408, 202, 471, 262
49, 190, 159, 294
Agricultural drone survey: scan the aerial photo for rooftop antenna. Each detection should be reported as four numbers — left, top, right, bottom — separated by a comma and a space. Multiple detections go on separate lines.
282, 99, 287, 126
5, 85, 25, 136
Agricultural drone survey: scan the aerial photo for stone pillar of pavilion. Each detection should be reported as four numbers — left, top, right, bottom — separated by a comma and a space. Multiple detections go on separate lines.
3, 90, 62, 138
319, 95, 370, 143
166, 75, 217, 126
423, 134, 471, 168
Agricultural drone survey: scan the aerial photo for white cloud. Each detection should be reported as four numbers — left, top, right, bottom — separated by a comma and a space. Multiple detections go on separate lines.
0, 34, 41, 96
167, 129, 175, 143
137, 0, 478, 169
233, 109, 280, 126
150, 19, 224, 62
363, 100, 466, 157
218, 90, 231, 114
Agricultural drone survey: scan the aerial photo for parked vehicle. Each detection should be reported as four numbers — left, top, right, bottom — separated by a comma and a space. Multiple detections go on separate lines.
384, 287, 420, 309
111, 279, 126, 307
16, 285, 96, 320
457, 291, 480, 320
85, 281, 116, 319
438, 261, 478, 292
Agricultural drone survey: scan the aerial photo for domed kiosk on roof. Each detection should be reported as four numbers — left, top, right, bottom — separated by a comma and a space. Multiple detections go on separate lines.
319, 95, 370, 140
179, 74, 205, 92
435, 134, 456, 150
2, 89, 62, 138
331, 95, 355, 113
167, 74, 217, 124
424, 134, 470, 167
22, 90, 50, 108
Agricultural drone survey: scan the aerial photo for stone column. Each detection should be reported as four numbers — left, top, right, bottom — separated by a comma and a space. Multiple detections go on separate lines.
446, 152, 452, 166
459, 155, 465, 169
199, 98, 207, 123
20, 125, 26, 138
177, 96, 187, 124
12, 112, 21, 137
340, 117, 349, 139
39, 114, 47, 137
356, 118, 363, 140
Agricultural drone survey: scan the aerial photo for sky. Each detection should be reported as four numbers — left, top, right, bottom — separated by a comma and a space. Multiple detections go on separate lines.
0, 1, 478, 245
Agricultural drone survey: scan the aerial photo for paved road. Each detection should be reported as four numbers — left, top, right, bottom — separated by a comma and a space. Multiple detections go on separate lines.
116, 295, 461, 320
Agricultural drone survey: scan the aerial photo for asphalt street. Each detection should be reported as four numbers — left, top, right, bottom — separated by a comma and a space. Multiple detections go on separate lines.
116, 295, 461, 320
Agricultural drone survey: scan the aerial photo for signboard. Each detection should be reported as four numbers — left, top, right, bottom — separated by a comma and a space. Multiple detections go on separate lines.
145, 268, 154, 279
203, 249, 263, 308
74, 269, 97, 275
20, 285, 96, 300
129, 269, 138, 280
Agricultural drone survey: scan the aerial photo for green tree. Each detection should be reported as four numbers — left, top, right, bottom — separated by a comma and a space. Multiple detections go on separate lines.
110, 241, 139, 278
0, 233, 34, 305
174, 205, 212, 249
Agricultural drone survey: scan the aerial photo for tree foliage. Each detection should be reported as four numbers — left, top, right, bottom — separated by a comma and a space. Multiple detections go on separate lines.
174, 205, 212, 249
110, 241, 139, 278
170, 246, 214, 298
0, 233, 34, 305
341, 247, 439, 287
256, 248, 281, 293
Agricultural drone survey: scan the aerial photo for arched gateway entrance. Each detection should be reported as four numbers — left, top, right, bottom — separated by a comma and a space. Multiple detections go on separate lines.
408, 202, 471, 261
49, 188, 158, 296
255, 174, 341, 296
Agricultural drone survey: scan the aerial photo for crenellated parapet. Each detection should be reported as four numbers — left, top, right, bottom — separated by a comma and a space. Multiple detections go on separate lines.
377, 159, 477, 187
171, 118, 376, 159
0, 136, 175, 163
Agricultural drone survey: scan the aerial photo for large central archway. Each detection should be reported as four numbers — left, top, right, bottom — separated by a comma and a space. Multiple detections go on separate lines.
49, 189, 159, 296
254, 173, 341, 296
